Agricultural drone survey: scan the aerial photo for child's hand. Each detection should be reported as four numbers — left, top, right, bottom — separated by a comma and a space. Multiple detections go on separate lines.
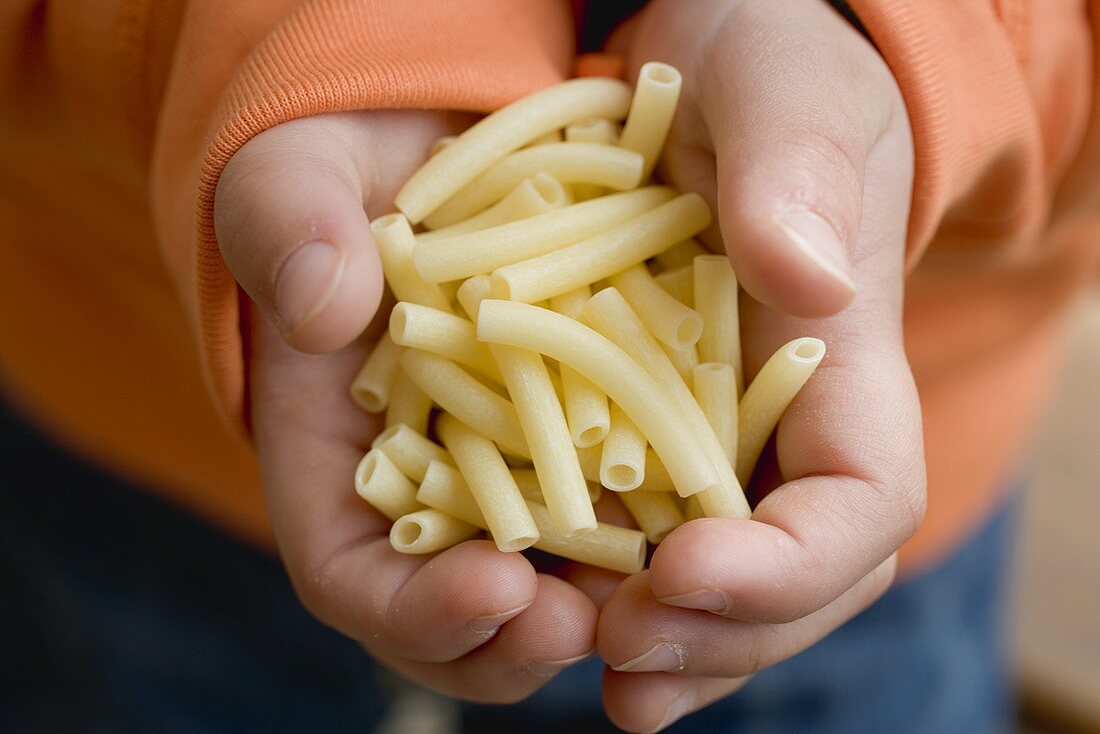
214, 111, 597, 702
597, 1, 926, 730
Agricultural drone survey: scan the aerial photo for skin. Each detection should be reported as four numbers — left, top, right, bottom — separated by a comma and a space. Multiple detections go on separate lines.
213, 0, 925, 729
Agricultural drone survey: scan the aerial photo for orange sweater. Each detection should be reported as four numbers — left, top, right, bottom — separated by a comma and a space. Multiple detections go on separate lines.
1, 0, 1097, 571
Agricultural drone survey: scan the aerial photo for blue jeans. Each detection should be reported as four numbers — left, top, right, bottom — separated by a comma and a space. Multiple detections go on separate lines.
0, 401, 1013, 733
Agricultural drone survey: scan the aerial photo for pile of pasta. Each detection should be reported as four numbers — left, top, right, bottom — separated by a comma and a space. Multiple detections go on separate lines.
350, 63, 825, 575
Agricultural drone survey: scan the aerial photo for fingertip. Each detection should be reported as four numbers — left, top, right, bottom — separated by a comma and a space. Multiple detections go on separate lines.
727, 215, 856, 318
647, 519, 809, 623
424, 540, 540, 626
281, 231, 385, 353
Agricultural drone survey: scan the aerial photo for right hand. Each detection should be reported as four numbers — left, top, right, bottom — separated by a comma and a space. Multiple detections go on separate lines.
214, 110, 598, 702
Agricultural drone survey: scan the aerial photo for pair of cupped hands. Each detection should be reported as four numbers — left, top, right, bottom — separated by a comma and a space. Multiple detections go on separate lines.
213, 1, 926, 731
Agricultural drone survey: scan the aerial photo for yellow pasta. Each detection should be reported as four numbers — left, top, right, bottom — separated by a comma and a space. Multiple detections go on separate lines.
600, 404, 647, 491
455, 274, 493, 322
684, 495, 706, 521
349, 332, 402, 413
579, 288, 749, 517
694, 255, 743, 394
436, 413, 539, 553
619, 62, 683, 180
416, 461, 645, 574
654, 263, 694, 307
384, 369, 433, 434
637, 450, 676, 493
414, 187, 673, 284
476, 299, 723, 498
389, 302, 502, 382
396, 77, 632, 223
399, 349, 530, 459
423, 143, 644, 229
694, 362, 737, 467
390, 508, 480, 555
371, 214, 453, 313
565, 118, 619, 144
528, 129, 564, 146
661, 341, 699, 388
354, 449, 423, 521
609, 263, 703, 349
578, 445, 675, 493
655, 239, 708, 270
490, 344, 596, 537
737, 337, 826, 483
619, 490, 685, 544
416, 174, 567, 242
550, 286, 610, 448
490, 193, 712, 304
565, 118, 620, 200
371, 422, 454, 483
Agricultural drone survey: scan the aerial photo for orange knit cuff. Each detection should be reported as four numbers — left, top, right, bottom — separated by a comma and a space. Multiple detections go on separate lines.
845, 0, 1045, 269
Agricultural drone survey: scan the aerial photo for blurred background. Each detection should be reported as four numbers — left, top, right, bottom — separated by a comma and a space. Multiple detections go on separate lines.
1015, 287, 1100, 733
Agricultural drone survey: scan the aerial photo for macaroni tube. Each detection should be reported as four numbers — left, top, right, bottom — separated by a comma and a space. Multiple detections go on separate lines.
423, 143, 644, 229
436, 413, 538, 552
550, 286, 610, 448
619, 62, 683, 179
354, 449, 423, 521
389, 303, 502, 382
349, 333, 402, 413
399, 350, 530, 459
414, 187, 673, 284
416, 173, 567, 242
490, 193, 712, 304
371, 214, 453, 312
416, 461, 645, 574
397, 77, 632, 223
371, 423, 453, 483
390, 508, 480, 554
384, 369, 433, 434
737, 337, 825, 483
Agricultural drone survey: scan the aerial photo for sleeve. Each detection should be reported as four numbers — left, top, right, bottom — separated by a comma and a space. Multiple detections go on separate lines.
148, 0, 575, 439
843, 0, 1096, 267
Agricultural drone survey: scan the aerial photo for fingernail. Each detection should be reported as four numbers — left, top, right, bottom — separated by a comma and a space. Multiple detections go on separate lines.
658, 589, 730, 615
612, 643, 685, 673
468, 603, 531, 634
274, 241, 346, 335
647, 693, 696, 733
523, 650, 595, 678
774, 207, 856, 295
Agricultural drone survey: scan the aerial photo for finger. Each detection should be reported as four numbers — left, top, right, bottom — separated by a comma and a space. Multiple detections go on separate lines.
651, 0, 906, 316
215, 111, 450, 353
250, 311, 537, 661
373, 574, 598, 704
603, 671, 749, 734
599, 559, 895, 679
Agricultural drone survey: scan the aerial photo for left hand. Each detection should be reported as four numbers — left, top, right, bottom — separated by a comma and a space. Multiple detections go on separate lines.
596, 1, 927, 730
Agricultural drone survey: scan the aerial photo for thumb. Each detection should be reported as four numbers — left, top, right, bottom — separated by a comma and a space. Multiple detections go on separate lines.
214, 111, 449, 353
696, 0, 904, 317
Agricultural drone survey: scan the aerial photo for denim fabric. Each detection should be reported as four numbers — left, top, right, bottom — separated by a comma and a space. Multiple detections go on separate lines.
0, 400, 1013, 733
